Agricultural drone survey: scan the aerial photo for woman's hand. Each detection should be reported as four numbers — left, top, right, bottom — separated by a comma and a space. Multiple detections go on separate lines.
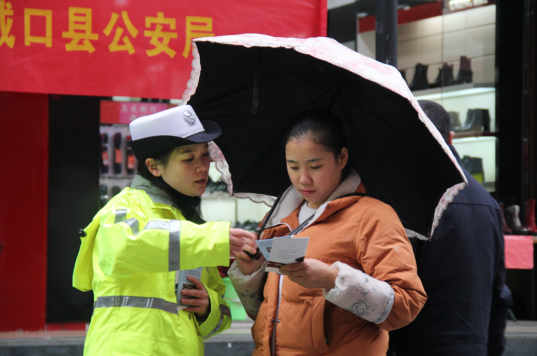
234, 235, 266, 275
182, 276, 211, 318
229, 228, 257, 257
279, 258, 338, 290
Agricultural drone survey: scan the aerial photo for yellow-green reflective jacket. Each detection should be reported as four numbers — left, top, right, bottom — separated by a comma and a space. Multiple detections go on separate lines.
73, 175, 232, 356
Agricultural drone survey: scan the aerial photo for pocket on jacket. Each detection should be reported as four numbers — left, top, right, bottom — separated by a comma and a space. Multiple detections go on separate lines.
311, 298, 330, 355
275, 299, 329, 355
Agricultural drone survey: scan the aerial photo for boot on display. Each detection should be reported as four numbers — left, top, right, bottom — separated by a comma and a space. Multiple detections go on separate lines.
460, 109, 475, 132
460, 108, 491, 133
449, 56, 473, 85
448, 111, 461, 132
505, 205, 529, 235
429, 63, 454, 88
409, 63, 429, 91
475, 109, 491, 132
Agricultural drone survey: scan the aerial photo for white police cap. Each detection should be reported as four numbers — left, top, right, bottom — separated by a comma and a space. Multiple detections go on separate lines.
128, 105, 221, 159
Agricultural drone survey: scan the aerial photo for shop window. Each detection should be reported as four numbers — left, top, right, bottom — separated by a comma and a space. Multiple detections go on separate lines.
358, 3, 497, 192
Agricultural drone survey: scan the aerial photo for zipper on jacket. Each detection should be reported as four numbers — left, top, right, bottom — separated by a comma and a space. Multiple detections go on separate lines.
270, 218, 316, 356
267, 193, 364, 354
270, 275, 283, 356
324, 305, 330, 346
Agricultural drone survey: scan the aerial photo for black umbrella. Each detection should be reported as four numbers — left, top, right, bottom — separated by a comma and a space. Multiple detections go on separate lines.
184, 34, 466, 240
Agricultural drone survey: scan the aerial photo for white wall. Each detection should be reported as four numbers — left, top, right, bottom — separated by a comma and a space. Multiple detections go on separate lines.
357, 6, 498, 188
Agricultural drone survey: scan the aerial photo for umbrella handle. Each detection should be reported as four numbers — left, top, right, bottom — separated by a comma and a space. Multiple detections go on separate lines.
256, 181, 291, 240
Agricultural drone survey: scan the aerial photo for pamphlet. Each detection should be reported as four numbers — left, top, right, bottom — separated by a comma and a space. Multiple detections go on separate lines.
176, 267, 203, 310
256, 239, 275, 260
256, 236, 309, 274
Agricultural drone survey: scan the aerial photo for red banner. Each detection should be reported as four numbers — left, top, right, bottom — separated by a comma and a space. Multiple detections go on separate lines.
0, 1, 326, 99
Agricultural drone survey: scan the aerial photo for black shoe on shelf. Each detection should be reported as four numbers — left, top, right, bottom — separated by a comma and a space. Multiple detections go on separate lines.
448, 56, 473, 85
429, 63, 454, 89
460, 109, 475, 132
409, 63, 429, 91
448, 111, 461, 132
506, 205, 530, 235
476, 109, 491, 132
460, 108, 491, 133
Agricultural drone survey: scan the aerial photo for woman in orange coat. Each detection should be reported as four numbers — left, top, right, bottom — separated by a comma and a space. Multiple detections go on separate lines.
229, 109, 427, 356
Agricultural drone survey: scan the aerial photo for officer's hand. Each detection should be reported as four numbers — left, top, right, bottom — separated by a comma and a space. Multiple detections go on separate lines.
229, 228, 257, 257
235, 237, 266, 275
182, 276, 210, 318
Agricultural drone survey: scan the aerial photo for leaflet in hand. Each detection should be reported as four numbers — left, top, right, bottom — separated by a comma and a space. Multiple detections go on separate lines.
256, 236, 309, 274
176, 267, 203, 310
256, 238, 275, 260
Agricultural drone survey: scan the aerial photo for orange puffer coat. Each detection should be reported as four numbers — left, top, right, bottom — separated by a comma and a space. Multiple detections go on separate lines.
251, 180, 427, 356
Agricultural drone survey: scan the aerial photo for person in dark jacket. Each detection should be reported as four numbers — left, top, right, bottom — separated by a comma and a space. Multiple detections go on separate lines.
388, 100, 511, 356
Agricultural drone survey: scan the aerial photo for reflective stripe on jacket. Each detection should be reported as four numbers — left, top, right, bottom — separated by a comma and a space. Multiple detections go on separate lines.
73, 175, 232, 356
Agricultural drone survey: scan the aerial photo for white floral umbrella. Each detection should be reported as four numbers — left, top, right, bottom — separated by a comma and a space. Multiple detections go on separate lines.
183, 34, 467, 240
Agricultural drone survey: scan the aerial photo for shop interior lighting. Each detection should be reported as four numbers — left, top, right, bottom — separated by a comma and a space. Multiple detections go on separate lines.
414, 87, 495, 101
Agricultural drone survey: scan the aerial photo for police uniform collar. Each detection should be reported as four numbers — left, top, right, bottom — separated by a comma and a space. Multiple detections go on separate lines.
131, 175, 175, 207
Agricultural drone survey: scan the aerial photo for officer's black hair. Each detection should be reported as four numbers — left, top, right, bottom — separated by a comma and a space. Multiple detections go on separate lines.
285, 108, 351, 179
137, 148, 205, 224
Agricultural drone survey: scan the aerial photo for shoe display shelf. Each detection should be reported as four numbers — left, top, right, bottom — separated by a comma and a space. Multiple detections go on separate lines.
412, 83, 495, 102
99, 124, 137, 206
414, 84, 497, 192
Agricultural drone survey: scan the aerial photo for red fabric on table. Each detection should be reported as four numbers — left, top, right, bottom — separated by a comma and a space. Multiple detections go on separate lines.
504, 235, 534, 269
